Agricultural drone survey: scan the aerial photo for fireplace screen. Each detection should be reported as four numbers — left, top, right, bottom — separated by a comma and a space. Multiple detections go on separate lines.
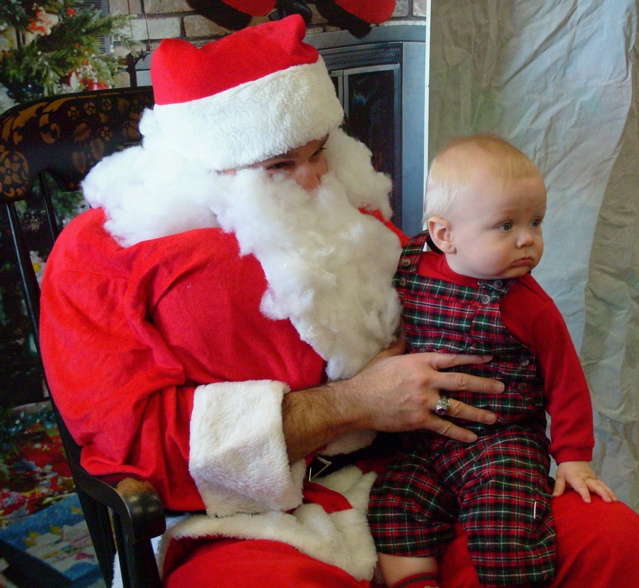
331, 64, 401, 225
322, 45, 402, 228
314, 28, 426, 237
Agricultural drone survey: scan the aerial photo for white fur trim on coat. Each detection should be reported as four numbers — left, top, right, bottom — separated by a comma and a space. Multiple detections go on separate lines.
189, 381, 306, 517
156, 466, 378, 582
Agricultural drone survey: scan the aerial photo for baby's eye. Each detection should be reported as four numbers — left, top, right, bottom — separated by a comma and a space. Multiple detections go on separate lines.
531, 218, 543, 228
499, 221, 513, 231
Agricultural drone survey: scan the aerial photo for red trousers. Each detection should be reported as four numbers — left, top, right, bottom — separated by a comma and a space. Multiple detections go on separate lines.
164, 491, 639, 587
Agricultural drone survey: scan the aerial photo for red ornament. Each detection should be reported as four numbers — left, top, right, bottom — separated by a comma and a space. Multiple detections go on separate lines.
223, 0, 276, 15
332, 0, 396, 24
88, 82, 110, 91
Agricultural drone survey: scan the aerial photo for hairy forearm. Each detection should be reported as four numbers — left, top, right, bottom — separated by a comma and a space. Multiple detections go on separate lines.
281, 347, 504, 462
282, 380, 364, 462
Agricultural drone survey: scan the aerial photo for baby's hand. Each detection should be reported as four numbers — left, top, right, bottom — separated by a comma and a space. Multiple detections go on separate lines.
553, 461, 617, 503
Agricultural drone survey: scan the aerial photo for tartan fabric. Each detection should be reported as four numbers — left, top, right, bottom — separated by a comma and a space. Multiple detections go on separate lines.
369, 232, 557, 586
394, 232, 546, 433
369, 426, 556, 586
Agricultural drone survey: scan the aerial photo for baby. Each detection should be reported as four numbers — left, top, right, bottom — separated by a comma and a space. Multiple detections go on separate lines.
369, 134, 616, 588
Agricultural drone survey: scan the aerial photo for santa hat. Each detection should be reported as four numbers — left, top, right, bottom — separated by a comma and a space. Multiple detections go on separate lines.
148, 15, 344, 171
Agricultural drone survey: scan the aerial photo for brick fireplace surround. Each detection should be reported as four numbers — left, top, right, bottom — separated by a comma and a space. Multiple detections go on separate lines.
110, 1, 427, 49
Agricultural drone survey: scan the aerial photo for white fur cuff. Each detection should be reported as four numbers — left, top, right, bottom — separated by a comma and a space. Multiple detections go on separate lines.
189, 381, 304, 516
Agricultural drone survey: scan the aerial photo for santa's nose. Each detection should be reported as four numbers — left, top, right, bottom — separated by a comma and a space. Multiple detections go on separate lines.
294, 161, 327, 191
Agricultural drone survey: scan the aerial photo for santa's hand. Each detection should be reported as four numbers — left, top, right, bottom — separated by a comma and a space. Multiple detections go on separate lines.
283, 342, 504, 461
348, 342, 504, 443
553, 461, 618, 503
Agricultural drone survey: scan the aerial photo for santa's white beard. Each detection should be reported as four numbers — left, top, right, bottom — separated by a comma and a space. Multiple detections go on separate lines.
83, 128, 402, 379
211, 165, 402, 380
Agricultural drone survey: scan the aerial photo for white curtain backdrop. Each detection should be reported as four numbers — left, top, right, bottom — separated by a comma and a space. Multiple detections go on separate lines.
428, 0, 639, 510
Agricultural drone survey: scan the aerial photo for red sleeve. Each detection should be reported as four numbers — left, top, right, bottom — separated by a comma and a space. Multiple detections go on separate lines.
360, 207, 409, 245
40, 214, 198, 510
501, 275, 594, 463
40, 209, 324, 511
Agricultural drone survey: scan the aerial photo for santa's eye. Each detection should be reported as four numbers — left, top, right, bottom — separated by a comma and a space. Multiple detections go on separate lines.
266, 160, 292, 171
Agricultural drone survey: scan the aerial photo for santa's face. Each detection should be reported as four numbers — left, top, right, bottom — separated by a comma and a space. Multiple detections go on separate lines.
209, 132, 401, 380
243, 136, 329, 192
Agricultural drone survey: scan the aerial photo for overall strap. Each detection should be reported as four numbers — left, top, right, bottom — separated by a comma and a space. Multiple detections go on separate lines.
395, 230, 430, 276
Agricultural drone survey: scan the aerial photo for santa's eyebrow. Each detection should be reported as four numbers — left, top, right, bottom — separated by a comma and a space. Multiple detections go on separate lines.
283, 135, 330, 159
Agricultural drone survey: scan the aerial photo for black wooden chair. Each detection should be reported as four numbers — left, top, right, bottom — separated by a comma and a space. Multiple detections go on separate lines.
0, 87, 166, 588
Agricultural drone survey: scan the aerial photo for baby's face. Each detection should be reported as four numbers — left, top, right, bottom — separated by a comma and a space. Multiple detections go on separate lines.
445, 167, 547, 280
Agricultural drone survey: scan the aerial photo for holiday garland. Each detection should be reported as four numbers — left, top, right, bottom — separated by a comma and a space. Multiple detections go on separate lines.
0, 0, 135, 107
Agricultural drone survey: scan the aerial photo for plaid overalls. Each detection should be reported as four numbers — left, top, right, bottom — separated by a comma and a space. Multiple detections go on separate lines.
369, 232, 556, 586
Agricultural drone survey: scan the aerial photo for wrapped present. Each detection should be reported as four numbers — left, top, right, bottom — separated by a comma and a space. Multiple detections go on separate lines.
0, 493, 102, 587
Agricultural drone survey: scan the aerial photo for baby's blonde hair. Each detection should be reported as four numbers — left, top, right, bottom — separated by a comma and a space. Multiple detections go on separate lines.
424, 133, 542, 220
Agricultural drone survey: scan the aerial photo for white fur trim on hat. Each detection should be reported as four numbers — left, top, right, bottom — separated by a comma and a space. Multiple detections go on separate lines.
147, 58, 344, 171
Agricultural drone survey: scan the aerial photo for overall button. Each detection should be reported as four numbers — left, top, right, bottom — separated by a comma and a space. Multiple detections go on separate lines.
400, 258, 411, 267
398, 277, 407, 287
494, 280, 504, 288
519, 357, 530, 367
480, 294, 492, 305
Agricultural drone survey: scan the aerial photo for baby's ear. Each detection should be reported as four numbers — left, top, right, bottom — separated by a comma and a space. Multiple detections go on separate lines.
427, 216, 456, 254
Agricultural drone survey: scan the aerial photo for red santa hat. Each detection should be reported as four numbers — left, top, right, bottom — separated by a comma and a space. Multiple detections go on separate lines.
149, 15, 344, 171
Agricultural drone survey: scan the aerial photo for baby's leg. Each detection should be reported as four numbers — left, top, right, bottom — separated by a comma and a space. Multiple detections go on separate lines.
377, 552, 438, 587
459, 427, 555, 585
369, 448, 456, 588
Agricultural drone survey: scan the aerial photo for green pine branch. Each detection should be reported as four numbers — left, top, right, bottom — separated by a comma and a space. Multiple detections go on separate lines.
0, 1, 136, 103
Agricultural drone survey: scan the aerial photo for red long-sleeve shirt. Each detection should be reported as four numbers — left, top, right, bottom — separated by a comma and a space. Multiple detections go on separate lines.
418, 250, 594, 464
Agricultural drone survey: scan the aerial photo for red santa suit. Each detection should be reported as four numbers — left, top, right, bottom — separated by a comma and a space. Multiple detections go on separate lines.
40, 19, 405, 583
41, 118, 403, 581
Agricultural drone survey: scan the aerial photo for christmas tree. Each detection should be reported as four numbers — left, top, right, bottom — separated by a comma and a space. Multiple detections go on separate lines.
0, 0, 134, 108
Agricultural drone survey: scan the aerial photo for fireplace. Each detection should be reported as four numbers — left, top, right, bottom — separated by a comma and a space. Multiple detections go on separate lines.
307, 25, 426, 237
